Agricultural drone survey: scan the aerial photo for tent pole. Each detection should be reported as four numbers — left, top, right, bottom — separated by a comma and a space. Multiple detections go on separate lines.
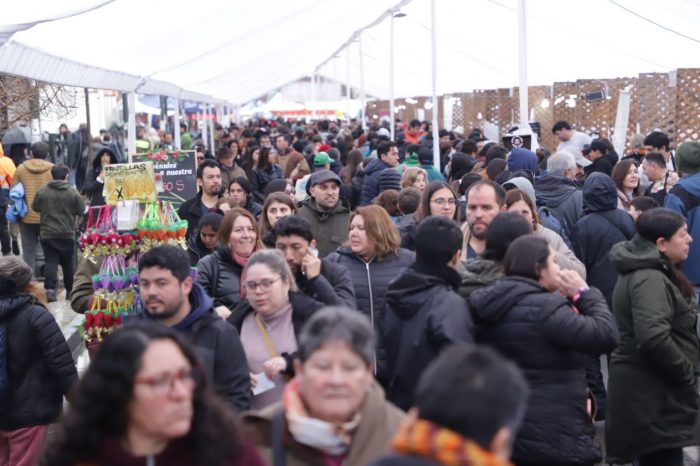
311, 72, 316, 121
127, 92, 136, 159
84, 88, 94, 167
207, 104, 215, 151
359, 35, 366, 131
173, 97, 181, 149
200, 105, 208, 153
346, 46, 351, 124
430, 0, 440, 168
390, 13, 395, 141
517, 0, 529, 129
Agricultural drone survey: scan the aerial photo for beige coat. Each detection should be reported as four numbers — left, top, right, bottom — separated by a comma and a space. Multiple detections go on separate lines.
242, 382, 405, 466
13, 158, 54, 224
534, 225, 587, 279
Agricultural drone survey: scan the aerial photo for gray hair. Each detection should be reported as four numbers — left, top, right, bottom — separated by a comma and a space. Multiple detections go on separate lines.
0, 256, 33, 295
298, 307, 375, 366
244, 249, 298, 292
546, 151, 576, 175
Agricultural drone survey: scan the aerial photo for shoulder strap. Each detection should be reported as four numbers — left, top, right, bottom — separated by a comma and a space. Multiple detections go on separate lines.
255, 314, 279, 358
271, 407, 287, 466
669, 184, 700, 211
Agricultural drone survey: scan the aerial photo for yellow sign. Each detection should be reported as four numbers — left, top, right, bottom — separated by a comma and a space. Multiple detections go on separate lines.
103, 162, 157, 205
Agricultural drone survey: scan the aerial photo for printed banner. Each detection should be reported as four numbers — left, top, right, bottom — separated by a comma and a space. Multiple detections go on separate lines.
103, 162, 157, 205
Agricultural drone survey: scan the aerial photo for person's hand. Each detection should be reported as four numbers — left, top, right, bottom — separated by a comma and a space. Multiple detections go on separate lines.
557, 269, 588, 298
214, 305, 232, 319
301, 252, 322, 279
250, 372, 258, 390
219, 202, 231, 212
97, 172, 104, 183
263, 356, 287, 380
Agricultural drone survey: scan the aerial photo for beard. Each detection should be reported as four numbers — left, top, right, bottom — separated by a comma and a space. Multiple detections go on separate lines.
469, 223, 488, 240
144, 294, 185, 320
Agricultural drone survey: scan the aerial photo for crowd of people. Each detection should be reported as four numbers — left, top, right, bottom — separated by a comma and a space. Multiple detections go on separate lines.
1, 116, 700, 466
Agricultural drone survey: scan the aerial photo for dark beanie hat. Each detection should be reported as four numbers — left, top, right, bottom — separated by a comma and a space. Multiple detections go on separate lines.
676, 141, 700, 175
507, 148, 537, 172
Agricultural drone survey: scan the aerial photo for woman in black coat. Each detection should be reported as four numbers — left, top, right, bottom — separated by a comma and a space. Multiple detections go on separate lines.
250, 147, 283, 203
83, 148, 119, 207
326, 205, 414, 385
0, 257, 78, 465
469, 235, 619, 466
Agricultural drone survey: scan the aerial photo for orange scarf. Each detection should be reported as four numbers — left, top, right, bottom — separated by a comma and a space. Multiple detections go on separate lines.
392, 418, 512, 466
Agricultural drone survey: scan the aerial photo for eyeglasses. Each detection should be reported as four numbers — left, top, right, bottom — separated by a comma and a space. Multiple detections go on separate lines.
284, 189, 295, 195
431, 198, 456, 206
135, 367, 197, 395
244, 277, 281, 292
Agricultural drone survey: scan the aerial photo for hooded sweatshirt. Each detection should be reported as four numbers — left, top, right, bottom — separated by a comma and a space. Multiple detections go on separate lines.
32, 180, 85, 239
12, 158, 54, 224
665, 172, 700, 284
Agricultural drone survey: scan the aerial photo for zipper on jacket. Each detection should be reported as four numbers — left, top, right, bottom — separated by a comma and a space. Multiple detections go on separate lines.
363, 257, 377, 374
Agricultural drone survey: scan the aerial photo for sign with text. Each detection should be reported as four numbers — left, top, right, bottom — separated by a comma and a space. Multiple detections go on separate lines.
103, 162, 157, 205
150, 150, 197, 208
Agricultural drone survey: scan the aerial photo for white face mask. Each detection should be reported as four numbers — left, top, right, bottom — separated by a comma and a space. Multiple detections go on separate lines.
286, 412, 361, 456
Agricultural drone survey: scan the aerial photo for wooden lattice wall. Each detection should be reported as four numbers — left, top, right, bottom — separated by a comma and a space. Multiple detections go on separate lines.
366, 67, 700, 150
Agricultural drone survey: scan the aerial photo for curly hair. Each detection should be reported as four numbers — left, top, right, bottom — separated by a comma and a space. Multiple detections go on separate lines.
40, 321, 242, 466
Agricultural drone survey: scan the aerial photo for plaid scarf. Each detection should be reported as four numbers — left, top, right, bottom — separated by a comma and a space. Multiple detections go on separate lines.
392, 418, 512, 466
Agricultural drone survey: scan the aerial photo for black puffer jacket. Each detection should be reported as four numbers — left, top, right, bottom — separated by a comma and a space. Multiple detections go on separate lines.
251, 164, 284, 203
360, 158, 393, 206
0, 294, 77, 429
534, 174, 584, 235
326, 247, 414, 382
469, 277, 619, 465
383, 263, 474, 411
196, 244, 244, 311
572, 173, 635, 306
294, 258, 356, 308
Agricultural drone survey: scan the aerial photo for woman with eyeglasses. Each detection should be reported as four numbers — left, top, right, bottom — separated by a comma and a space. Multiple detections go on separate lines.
40, 321, 265, 466
399, 180, 459, 251
326, 205, 414, 387
228, 249, 323, 410
260, 192, 298, 248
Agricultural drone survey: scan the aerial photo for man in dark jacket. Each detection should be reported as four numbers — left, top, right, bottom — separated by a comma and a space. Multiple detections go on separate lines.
297, 170, 351, 257
534, 151, 584, 235
571, 172, 635, 420
369, 346, 529, 466
137, 244, 251, 412
32, 164, 84, 302
583, 140, 613, 177
177, 160, 222, 240
384, 216, 474, 411
360, 141, 399, 205
271, 215, 355, 308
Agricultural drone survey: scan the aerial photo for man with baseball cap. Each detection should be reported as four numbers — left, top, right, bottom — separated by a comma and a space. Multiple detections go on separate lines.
297, 169, 350, 257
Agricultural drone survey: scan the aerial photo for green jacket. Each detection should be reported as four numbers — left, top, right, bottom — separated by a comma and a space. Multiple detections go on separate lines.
32, 180, 84, 239
605, 235, 699, 463
297, 198, 350, 258
457, 258, 503, 299
180, 132, 193, 150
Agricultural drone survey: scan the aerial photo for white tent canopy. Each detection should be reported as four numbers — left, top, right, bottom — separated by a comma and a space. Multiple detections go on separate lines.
2, 0, 700, 106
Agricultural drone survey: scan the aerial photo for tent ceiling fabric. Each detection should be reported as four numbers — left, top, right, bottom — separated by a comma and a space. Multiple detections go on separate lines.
2, 0, 700, 105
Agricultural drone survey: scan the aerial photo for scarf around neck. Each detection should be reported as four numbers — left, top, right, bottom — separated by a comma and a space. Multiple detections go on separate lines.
392, 418, 511, 466
283, 378, 361, 456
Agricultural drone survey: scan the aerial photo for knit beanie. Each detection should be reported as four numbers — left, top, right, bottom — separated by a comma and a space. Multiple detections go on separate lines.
0, 256, 33, 296
675, 141, 700, 175
507, 148, 537, 172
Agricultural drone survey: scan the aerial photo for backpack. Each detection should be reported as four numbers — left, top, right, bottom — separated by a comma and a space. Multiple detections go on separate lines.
537, 206, 573, 249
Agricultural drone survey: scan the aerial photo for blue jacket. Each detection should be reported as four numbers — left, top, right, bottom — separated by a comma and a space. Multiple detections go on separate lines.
420, 164, 445, 182
5, 183, 27, 223
665, 173, 700, 285
360, 158, 392, 206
